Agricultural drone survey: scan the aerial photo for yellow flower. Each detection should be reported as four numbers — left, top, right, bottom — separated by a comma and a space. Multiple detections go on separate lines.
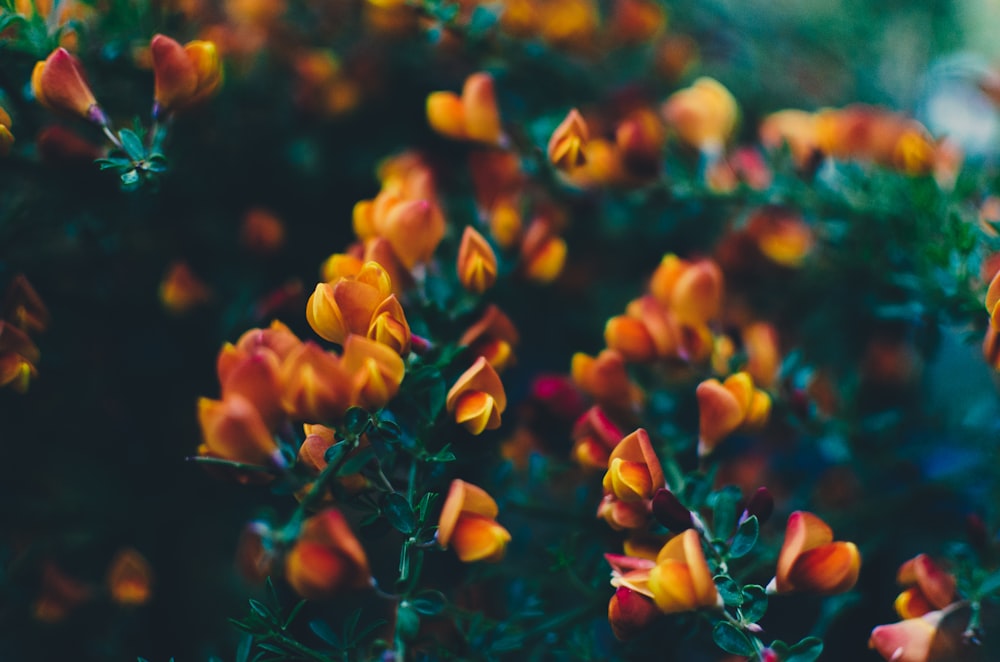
446, 356, 507, 434
437, 479, 511, 562
456, 226, 498, 295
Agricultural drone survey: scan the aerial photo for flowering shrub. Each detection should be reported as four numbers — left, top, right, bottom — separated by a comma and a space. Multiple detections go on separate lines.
5, 0, 1000, 661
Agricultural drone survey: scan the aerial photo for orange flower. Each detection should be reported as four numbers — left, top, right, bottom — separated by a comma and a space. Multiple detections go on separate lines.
106, 548, 153, 606
648, 254, 724, 325
894, 554, 957, 619
285, 509, 371, 599
597, 494, 649, 530
0, 321, 40, 392
771, 511, 861, 595
240, 208, 285, 254
218, 343, 284, 428
742, 322, 780, 388
427, 72, 503, 144
197, 394, 284, 467
32, 48, 106, 124
759, 109, 820, 167
868, 611, 943, 662
340, 334, 406, 411
456, 226, 498, 295
520, 218, 566, 283
647, 529, 719, 613
610, 0, 665, 45
33, 561, 94, 623
458, 304, 520, 372
744, 206, 813, 268
159, 262, 212, 314
608, 586, 659, 640
571, 405, 624, 470
695, 371, 771, 456
278, 342, 349, 422
547, 108, 589, 170
602, 428, 665, 502
571, 349, 643, 414
4, 274, 50, 334
0, 105, 13, 156
446, 356, 507, 434
437, 479, 511, 562
660, 77, 738, 154
151, 35, 223, 118
365, 197, 446, 270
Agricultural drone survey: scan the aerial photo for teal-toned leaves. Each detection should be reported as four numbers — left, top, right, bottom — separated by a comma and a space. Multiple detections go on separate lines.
711, 621, 756, 657
740, 585, 767, 622
410, 589, 447, 615
396, 603, 421, 641
714, 575, 743, 606
730, 515, 759, 559
708, 485, 742, 540
382, 493, 416, 534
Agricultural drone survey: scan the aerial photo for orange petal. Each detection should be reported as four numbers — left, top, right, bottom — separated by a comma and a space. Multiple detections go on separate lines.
427, 91, 466, 140
106, 548, 153, 606
895, 587, 935, 620
775, 511, 834, 592
868, 612, 942, 662
438, 479, 500, 547
656, 529, 716, 606
695, 378, 745, 456
897, 554, 956, 611
450, 513, 510, 562
462, 73, 502, 144
453, 391, 502, 434
446, 356, 507, 413
151, 34, 198, 113
605, 315, 657, 363
788, 541, 861, 594
603, 458, 653, 502
367, 294, 411, 355
457, 226, 498, 294
608, 428, 665, 493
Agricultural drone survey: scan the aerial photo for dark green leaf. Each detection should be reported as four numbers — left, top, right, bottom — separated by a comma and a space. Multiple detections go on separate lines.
708, 485, 743, 540
415, 491, 437, 519
256, 643, 286, 654
236, 634, 253, 662
976, 568, 1000, 598
95, 157, 132, 170
283, 600, 306, 629
118, 129, 146, 161
338, 446, 376, 476
396, 603, 421, 641
344, 407, 370, 436
144, 155, 169, 173
429, 446, 456, 463
120, 169, 140, 188
729, 515, 758, 559
740, 585, 768, 622
378, 420, 401, 441
711, 621, 756, 657
410, 589, 447, 615
309, 619, 341, 646
382, 493, 417, 534
248, 599, 272, 620
324, 440, 349, 465
785, 637, 823, 662
713, 575, 743, 606
228, 618, 263, 635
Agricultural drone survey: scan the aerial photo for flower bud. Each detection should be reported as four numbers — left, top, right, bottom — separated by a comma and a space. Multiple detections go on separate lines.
608, 586, 658, 640
772, 511, 861, 595
457, 226, 498, 294
648, 529, 718, 613
437, 479, 510, 562
285, 509, 371, 599
32, 48, 105, 124
651, 488, 693, 532
106, 548, 153, 606
151, 35, 223, 119
446, 356, 507, 434
547, 108, 589, 170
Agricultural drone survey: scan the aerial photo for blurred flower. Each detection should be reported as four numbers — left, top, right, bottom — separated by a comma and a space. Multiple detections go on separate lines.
894, 554, 957, 619
151, 35, 223, 119
217, 342, 284, 428
4, 274, 50, 334
354, 196, 446, 271
520, 218, 567, 283
744, 206, 813, 269
571, 405, 624, 469
770, 511, 861, 595
446, 356, 507, 434
427, 72, 503, 144
437, 479, 511, 562
615, 108, 666, 178
459, 304, 520, 372
33, 561, 94, 623
548, 109, 589, 170
279, 342, 349, 422
457, 226, 498, 294
106, 548, 153, 606
36, 125, 103, 164
869, 611, 944, 662
285, 509, 371, 599
571, 349, 644, 415
0, 323, 38, 392
661, 77, 738, 154
240, 208, 286, 254
0, 105, 13, 156
759, 109, 820, 167
648, 529, 719, 613
610, 0, 666, 45
32, 48, 107, 125
648, 253, 724, 325
695, 371, 771, 457
742, 321, 781, 388
159, 262, 212, 315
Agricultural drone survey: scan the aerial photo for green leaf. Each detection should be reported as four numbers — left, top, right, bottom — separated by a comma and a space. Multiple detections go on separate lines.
729, 515, 758, 559
708, 485, 742, 540
976, 568, 1000, 598
120, 169, 140, 187
740, 585, 767, 622
283, 600, 306, 629
428, 445, 456, 463
410, 589, 447, 615
714, 575, 743, 606
711, 621, 756, 657
382, 493, 416, 534
118, 129, 146, 161
344, 407, 370, 436
324, 440, 349, 465
415, 491, 437, 519
338, 446, 376, 476
248, 599, 272, 620
144, 154, 169, 173
309, 619, 341, 647
378, 419, 402, 441
785, 637, 823, 662
95, 157, 132, 170
396, 603, 421, 641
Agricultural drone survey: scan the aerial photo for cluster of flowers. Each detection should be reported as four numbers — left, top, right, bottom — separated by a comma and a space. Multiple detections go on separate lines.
32, 548, 153, 623
0, 275, 48, 392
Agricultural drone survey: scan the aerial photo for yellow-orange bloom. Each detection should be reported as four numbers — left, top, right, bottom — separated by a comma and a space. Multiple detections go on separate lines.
458, 304, 520, 372
571, 405, 624, 470
197, 394, 284, 467
894, 554, 957, 619
278, 342, 349, 422
660, 77, 738, 154
547, 108, 589, 170
159, 261, 212, 315
32, 48, 105, 124
520, 219, 567, 283
648, 254, 724, 325
571, 349, 643, 414
695, 371, 771, 456
772, 511, 861, 595
648, 530, 719, 613
868, 611, 943, 662
285, 509, 371, 599
602, 428, 665, 502
106, 548, 153, 606
240, 208, 285, 254
446, 356, 507, 434
457, 226, 498, 294
427, 72, 502, 144
0, 105, 13, 156
218, 343, 284, 428
437, 479, 511, 562
759, 109, 820, 167
341, 334, 405, 411
151, 34, 223, 118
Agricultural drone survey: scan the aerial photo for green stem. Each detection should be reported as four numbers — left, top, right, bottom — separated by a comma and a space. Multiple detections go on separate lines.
287, 438, 360, 533
185, 456, 276, 473
260, 630, 331, 662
